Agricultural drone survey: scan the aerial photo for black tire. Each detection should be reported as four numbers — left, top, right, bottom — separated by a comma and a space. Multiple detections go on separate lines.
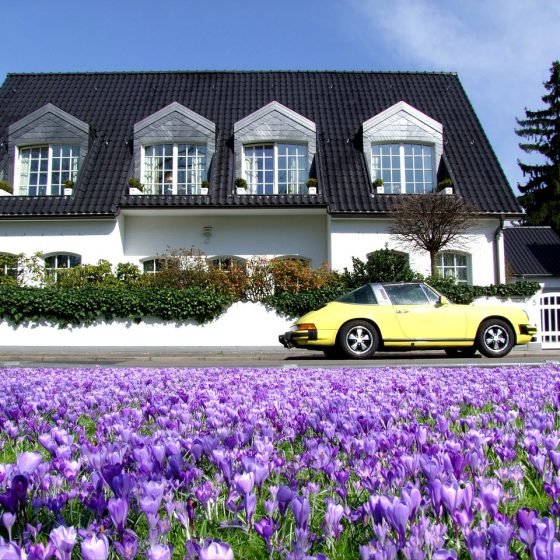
477, 319, 515, 358
338, 320, 379, 359
445, 347, 477, 358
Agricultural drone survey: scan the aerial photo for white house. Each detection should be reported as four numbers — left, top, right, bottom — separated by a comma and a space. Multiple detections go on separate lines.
0, 71, 522, 284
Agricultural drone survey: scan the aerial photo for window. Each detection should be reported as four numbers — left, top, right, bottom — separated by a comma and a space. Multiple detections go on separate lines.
384, 283, 439, 305
143, 143, 207, 195
436, 253, 470, 285
44, 253, 81, 282
337, 285, 378, 305
143, 258, 168, 274
208, 256, 246, 271
0, 254, 18, 280
18, 145, 79, 196
244, 144, 308, 195
371, 144, 433, 194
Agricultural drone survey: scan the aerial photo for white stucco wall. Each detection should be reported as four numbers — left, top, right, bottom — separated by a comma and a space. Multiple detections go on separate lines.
329, 217, 502, 284
0, 217, 126, 264
121, 211, 328, 268
0, 301, 294, 347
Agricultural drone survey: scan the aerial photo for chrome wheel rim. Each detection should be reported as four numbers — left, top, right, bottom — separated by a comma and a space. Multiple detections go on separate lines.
346, 326, 374, 355
483, 325, 509, 352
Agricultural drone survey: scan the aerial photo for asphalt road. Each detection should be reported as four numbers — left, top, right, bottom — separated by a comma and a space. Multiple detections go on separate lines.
1, 345, 559, 368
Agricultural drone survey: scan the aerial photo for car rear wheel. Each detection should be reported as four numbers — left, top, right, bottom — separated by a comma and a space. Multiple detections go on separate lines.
445, 347, 477, 358
477, 319, 514, 358
338, 320, 379, 359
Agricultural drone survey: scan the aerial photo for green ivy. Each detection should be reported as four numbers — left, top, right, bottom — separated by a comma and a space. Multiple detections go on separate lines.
0, 286, 232, 327
426, 276, 541, 305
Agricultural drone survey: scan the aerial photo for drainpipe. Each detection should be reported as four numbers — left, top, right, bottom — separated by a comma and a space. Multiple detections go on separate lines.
494, 214, 506, 285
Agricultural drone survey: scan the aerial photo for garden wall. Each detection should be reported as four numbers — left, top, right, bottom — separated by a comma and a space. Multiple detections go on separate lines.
0, 301, 294, 347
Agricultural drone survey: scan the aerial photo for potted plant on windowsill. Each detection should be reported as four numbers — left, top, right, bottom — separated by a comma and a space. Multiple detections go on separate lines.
200, 180, 209, 195
63, 179, 74, 196
306, 178, 318, 195
437, 178, 454, 195
235, 177, 247, 195
0, 180, 13, 196
373, 178, 384, 194
128, 177, 144, 195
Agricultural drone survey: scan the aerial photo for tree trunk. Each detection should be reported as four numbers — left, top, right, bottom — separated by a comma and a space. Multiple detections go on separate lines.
430, 251, 437, 277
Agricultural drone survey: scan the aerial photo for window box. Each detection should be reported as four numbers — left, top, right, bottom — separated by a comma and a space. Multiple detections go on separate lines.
129, 187, 143, 195
0, 189, 12, 197
439, 187, 453, 195
200, 187, 209, 195
64, 187, 73, 196
236, 186, 247, 195
376, 185, 385, 194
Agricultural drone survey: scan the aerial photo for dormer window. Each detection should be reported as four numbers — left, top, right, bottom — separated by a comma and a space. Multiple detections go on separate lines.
371, 143, 434, 194
244, 143, 307, 195
8, 103, 89, 197
18, 145, 79, 196
143, 143, 207, 195
133, 102, 215, 196
363, 101, 442, 195
234, 102, 316, 196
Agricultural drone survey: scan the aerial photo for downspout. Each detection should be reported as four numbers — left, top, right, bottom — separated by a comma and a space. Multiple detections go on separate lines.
494, 214, 506, 285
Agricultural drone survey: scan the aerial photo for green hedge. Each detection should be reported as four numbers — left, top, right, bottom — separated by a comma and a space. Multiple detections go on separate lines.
0, 280, 541, 328
0, 286, 232, 327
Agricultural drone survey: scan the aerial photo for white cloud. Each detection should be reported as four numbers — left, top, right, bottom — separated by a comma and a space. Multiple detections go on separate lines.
349, 0, 560, 189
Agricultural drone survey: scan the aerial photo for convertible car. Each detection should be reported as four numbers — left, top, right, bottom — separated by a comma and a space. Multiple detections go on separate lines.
279, 282, 537, 359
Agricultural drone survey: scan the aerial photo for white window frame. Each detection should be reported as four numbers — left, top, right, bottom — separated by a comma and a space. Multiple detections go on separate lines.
436, 252, 471, 285
371, 143, 434, 194
242, 143, 308, 195
0, 253, 19, 279
44, 253, 82, 283
141, 143, 207, 195
208, 256, 247, 271
16, 144, 79, 196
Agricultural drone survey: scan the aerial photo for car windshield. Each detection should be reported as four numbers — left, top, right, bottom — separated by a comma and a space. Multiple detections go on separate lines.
336, 285, 378, 305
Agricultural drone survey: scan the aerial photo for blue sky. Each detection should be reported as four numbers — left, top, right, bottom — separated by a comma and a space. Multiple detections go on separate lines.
2, 0, 559, 193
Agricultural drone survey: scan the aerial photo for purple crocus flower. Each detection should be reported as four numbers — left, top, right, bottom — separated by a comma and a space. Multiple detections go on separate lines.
199, 541, 234, 560
146, 543, 172, 560
49, 525, 77, 560
16, 452, 43, 476
2, 512, 16, 541
112, 529, 138, 560
291, 495, 311, 531
255, 517, 276, 551
234, 471, 255, 495
108, 496, 129, 534
323, 500, 345, 539
0, 541, 25, 560
80, 533, 109, 560
277, 485, 294, 517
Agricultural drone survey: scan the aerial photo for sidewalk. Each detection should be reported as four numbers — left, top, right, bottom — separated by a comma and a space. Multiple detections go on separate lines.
1, 345, 559, 368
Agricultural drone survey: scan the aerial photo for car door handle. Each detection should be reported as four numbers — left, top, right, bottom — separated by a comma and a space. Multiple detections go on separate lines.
396, 310, 409, 314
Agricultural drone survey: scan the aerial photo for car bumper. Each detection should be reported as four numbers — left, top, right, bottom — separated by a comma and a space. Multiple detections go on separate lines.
518, 323, 538, 344
279, 328, 318, 349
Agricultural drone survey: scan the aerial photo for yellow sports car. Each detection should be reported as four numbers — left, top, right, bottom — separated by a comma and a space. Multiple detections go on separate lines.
279, 282, 537, 359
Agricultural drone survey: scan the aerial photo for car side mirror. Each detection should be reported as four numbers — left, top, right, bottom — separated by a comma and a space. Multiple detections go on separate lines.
437, 295, 449, 306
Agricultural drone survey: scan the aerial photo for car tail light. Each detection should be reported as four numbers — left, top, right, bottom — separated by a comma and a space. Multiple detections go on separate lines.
297, 323, 317, 331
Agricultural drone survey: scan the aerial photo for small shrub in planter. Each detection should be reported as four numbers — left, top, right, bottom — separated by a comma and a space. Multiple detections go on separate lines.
0, 180, 13, 195
234, 177, 247, 193
128, 177, 144, 193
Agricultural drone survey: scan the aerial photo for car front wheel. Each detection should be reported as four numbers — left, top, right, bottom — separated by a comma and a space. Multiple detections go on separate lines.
338, 320, 379, 359
477, 319, 514, 358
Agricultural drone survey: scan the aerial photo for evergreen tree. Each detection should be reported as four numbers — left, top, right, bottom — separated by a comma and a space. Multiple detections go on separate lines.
516, 60, 560, 232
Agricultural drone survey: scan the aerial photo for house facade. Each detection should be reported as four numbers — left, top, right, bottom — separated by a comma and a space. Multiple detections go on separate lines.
0, 71, 522, 283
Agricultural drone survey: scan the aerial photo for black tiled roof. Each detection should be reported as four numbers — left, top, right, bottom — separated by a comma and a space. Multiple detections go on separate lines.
504, 226, 560, 277
0, 71, 521, 218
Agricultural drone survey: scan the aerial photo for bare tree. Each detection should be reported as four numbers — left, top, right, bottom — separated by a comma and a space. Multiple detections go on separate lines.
389, 194, 477, 276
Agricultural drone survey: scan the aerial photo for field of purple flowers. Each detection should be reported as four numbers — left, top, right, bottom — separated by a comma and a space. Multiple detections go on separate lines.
1, 364, 560, 559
